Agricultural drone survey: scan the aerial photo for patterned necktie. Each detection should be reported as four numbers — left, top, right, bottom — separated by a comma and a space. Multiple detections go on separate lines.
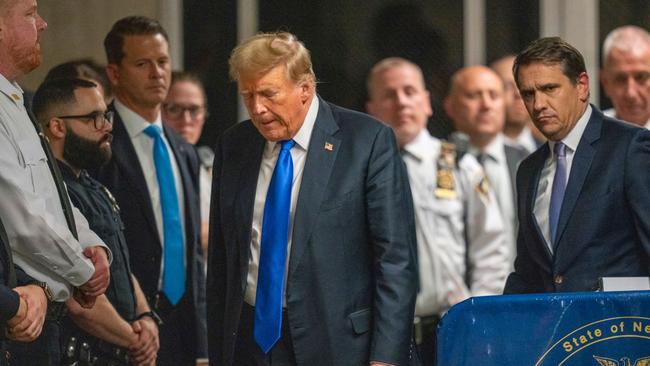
255, 139, 296, 353
143, 125, 185, 305
549, 142, 567, 243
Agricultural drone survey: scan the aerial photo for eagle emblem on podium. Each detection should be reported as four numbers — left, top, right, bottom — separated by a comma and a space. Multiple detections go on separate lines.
594, 356, 650, 366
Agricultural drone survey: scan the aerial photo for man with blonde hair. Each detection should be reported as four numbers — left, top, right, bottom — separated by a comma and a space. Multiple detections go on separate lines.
207, 32, 417, 366
601, 25, 650, 128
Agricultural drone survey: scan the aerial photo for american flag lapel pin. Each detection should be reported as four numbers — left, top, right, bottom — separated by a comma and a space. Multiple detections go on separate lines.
324, 142, 333, 151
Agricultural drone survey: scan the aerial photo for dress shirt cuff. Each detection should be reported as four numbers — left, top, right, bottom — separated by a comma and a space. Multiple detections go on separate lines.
76, 230, 113, 265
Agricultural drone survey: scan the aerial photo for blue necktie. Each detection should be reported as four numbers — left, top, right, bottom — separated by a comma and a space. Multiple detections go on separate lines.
144, 125, 185, 305
549, 142, 567, 244
255, 139, 295, 353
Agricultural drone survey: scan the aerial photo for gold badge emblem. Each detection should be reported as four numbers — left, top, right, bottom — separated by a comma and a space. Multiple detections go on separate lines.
435, 142, 457, 199
475, 176, 490, 202
593, 355, 650, 366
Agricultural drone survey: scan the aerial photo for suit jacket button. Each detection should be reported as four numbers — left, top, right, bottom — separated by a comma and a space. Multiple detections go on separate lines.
554, 275, 564, 284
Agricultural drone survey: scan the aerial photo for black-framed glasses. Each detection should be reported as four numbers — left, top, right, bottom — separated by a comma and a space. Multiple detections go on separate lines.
57, 110, 114, 130
163, 103, 207, 119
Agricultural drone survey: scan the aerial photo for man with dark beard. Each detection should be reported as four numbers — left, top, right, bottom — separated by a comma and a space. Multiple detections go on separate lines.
32, 78, 160, 366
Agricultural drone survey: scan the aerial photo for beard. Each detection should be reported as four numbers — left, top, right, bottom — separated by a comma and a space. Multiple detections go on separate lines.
12, 43, 42, 75
63, 129, 113, 170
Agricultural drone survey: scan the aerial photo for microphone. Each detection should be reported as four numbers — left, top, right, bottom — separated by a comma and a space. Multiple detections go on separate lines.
448, 131, 470, 162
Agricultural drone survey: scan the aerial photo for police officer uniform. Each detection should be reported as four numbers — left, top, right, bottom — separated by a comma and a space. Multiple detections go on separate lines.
58, 162, 137, 365
400, 129, 510, 365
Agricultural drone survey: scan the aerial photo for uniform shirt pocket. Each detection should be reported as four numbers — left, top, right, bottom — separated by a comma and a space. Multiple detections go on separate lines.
17, 138, 51, 194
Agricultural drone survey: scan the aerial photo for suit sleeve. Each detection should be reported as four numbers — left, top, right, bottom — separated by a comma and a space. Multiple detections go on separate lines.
366, 126, 418, 365
625, 128, 650, 265
0, 285, 19, 324
504, 223, 542, 294
503, 162, 543, 294
1, 264, 37, 322
206, 134, 227, 363
188, 146, 209, 359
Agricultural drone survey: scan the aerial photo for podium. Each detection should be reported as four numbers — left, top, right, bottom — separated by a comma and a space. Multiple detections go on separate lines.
437, 291, 650, 365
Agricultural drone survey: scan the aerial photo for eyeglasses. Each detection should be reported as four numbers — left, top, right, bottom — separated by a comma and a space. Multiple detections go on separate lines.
57, 110, 114, 130
163, 103, 207, 119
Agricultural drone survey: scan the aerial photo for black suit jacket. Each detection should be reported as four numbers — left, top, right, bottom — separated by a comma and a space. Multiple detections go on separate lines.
0, 218, 19, 325
92, 103, 207, 358
207, 97, 417, 365
505, 107, 650, 293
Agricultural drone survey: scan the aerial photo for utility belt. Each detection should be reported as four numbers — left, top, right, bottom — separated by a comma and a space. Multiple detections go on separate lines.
61, 335, 129, 366
413, 314, 441, 345
46, 301, 67, 322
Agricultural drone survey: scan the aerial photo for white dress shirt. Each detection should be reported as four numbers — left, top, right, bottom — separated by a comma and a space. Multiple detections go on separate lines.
403, 130, 509, 316
0, 75, 107, 300
471, 134, 517, 267
115, 100, 186, 288
244, 95, 319, 306
534, 105, 592, 252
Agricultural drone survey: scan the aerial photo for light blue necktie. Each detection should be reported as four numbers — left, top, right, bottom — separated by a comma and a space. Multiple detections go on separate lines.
255, 139, 295, 353
549, 142, 567, 244
144, 124, 185, 305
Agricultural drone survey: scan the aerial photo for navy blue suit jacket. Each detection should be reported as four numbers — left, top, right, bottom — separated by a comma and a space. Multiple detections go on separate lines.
0, 218, 37, 334
505, 106, 650, 293
92, 104, 207, 359
206, 97, 417, 365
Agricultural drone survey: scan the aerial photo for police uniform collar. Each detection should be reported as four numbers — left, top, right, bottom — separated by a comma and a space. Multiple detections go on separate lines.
402, 129, 438, 161
0, 74, 24, 107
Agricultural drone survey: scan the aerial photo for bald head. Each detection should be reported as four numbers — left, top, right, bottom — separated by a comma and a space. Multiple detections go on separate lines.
444, 66, 505, 148
366, 57, 432, 147
601, 26, 650, 126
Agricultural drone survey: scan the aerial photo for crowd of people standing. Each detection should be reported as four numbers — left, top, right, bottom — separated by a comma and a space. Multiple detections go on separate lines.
1, 0, 650, 365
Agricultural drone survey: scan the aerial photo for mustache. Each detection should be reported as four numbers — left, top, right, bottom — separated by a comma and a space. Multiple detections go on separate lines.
100, 133, 113, 144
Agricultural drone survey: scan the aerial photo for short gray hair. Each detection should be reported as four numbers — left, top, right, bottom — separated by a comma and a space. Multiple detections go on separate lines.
602, 26, 650, 66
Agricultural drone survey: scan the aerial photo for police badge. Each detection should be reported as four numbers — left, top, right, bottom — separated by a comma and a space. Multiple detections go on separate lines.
435, 142, 457, 199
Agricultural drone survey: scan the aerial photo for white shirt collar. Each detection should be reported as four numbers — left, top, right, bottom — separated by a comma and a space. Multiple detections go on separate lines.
403, 129, 436, 161
472, 133, 507, 163
0, 74, 24, 107
549, 105, 592, 155
114, 98, 164, 138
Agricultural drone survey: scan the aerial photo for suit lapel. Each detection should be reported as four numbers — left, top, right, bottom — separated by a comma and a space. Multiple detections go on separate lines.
288, 99, 340, 278
110, 106, 159, 239
554, 109, 601, 249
